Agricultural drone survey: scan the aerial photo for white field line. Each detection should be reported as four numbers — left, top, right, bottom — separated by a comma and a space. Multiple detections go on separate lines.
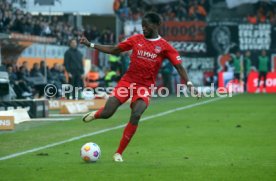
0, 96, 225, 161
30, 118, 72, 121
49, 113, 84, 117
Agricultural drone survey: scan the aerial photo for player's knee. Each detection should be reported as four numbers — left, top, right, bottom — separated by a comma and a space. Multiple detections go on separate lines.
130, 111, 142, 121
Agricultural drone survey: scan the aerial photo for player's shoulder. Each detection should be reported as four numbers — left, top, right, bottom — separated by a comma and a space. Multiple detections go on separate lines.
159, 37, 174, 49
64, 48, 70, 54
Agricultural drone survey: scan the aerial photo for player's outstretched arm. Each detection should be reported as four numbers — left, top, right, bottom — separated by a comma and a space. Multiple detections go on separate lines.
174, 64, 201, 99
80, 35, 122, 55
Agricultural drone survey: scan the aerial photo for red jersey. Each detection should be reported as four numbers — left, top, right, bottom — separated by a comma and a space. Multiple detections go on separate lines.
118, 34, 181, 86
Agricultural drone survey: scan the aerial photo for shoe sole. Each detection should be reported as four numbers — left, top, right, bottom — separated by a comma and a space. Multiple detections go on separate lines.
113, 158, 123, 162
113, 154, 123, 162
82, 112, 94, 123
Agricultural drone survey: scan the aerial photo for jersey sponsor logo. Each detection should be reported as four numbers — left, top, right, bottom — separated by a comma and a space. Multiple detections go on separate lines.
154, 46, 162, 53
137, 50, 158, 60
176, 56, 181, 61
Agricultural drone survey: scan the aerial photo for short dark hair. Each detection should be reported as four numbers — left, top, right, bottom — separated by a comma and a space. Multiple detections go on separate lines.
143, 12, 162, 25
69, 38, 76, 45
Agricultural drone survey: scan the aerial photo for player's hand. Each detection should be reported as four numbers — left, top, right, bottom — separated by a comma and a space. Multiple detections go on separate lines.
188, 85, 201, 100
79, 35, 90, 47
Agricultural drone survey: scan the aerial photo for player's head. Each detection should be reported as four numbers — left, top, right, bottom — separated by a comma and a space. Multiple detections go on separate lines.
69, 38, 77, 48
6, 64, 13, 73
261, 49, 266, 56
235, 50, 241, 57
245, 50, 251, 57
142, 12, 162, 38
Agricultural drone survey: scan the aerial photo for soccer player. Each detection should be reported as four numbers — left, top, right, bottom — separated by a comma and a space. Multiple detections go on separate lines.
80, 12, 199, 162
257, 50, 269, 93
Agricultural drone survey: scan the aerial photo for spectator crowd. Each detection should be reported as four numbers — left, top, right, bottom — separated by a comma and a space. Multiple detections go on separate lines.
114, 0, 209, 22
5, 61, 66, 99
0, 0, 117, 45
247, 1, 276, 24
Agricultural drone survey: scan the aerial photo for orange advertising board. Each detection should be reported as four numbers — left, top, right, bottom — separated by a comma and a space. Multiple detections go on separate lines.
160, 21, 206, 41
0, 116, 15, 130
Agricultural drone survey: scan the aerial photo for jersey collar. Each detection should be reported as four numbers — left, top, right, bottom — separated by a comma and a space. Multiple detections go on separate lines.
145, 35, 161, 41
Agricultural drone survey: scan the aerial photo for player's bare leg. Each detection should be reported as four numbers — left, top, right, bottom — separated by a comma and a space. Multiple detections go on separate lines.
82, 96, 121, 122
114, 99, 147, 162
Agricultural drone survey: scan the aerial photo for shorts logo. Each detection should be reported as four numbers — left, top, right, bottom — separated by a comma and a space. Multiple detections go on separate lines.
154, 46, 162, 53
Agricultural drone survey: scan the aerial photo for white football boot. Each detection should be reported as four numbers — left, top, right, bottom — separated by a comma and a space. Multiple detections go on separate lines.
82, 111, 97, 123
113, 153, 123, 162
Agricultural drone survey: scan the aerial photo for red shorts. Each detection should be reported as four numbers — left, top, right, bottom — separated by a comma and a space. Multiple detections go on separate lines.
111, 80, 151, 107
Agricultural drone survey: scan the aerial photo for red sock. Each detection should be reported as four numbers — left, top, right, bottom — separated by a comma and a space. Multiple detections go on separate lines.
116, 122, 138, 155
94, 107, 104, 119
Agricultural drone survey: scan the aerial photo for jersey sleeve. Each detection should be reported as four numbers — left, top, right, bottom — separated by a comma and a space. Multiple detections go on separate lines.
118, 35, 137, 51
164, 43, 182, 65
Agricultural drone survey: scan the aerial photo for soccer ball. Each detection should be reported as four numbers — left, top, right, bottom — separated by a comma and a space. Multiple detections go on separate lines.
80, 142, 101, 162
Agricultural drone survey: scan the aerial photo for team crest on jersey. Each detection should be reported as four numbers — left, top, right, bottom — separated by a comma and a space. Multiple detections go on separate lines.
154, 46, 162, 53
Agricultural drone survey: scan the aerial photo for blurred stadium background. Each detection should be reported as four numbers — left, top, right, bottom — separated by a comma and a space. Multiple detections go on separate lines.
0, 0, 275, 180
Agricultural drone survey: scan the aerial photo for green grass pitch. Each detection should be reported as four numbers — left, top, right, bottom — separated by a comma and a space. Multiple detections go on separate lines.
0, 94, 275, 181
